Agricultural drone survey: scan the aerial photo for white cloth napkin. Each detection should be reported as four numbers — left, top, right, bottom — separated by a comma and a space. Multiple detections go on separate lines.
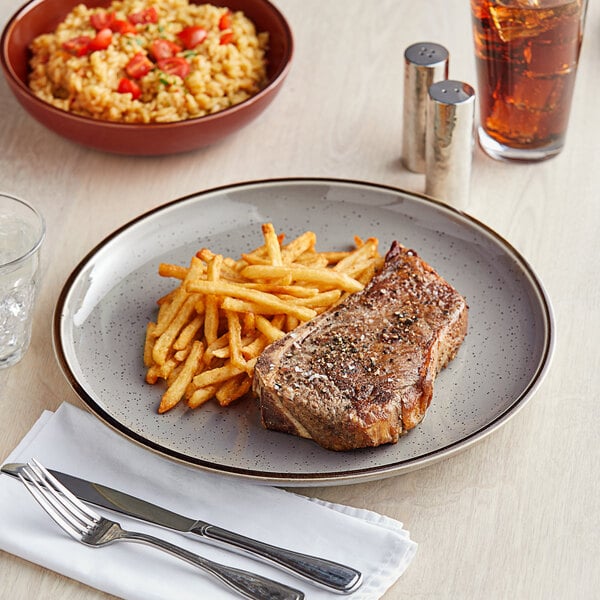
0, 402, 417, 599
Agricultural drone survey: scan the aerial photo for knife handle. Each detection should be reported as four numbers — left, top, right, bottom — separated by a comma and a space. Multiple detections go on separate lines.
192, 524, 362, 594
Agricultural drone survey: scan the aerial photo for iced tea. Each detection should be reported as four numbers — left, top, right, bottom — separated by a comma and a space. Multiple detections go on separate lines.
471, 0, 587, 160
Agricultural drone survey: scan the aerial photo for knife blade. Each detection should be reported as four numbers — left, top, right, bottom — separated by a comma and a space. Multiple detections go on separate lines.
2, 462, 362, 594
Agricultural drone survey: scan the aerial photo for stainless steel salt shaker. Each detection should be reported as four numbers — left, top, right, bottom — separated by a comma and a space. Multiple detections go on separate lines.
425, 80, 476, 209
402, 42, 449, 173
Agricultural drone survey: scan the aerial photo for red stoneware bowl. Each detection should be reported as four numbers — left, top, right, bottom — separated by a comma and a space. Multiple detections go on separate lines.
1, 0, 293, 155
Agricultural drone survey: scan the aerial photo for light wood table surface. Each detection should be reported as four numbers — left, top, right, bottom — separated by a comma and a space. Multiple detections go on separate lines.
1, 1, 598, 598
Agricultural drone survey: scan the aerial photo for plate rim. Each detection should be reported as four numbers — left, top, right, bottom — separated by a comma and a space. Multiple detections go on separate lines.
52, 177, 555, 486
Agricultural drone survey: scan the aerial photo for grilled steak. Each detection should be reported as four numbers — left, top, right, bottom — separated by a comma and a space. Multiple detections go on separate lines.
252, 241, 468, 451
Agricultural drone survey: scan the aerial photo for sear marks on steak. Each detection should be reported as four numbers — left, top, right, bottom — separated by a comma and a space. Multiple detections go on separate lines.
252, 241, 469, 451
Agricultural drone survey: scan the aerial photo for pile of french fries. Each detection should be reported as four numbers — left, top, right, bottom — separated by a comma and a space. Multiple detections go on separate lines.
144, 223, 383, 413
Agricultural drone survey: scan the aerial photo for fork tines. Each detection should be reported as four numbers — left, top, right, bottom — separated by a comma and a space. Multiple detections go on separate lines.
18, 459, 100, 539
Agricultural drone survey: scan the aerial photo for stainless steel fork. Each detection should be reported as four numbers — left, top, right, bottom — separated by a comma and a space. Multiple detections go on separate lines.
18, 459, 304, 600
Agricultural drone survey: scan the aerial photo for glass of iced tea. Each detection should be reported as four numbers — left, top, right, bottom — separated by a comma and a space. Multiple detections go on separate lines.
470, 0, 588, 161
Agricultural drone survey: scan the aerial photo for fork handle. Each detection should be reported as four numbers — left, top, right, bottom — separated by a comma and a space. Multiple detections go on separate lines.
122, 530, 304, 600
193, 523, 362, 593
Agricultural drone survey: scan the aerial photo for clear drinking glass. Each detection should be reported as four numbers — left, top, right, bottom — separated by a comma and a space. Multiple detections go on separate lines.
470, 0, 588, 161
0, 193, 45, 368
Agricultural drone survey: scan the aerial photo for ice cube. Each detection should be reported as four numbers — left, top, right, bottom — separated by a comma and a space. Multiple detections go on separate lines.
491, 5, 549, 42
509, 71, 566, 111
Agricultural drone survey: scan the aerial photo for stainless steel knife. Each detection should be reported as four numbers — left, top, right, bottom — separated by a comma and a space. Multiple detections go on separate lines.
1, 463, 362, 594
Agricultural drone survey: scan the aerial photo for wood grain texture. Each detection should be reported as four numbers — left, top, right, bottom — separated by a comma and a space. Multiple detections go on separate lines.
1, 0, 599, 598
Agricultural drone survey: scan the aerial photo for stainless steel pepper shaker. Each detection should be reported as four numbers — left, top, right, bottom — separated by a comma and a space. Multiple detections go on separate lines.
425, 80, 476, 209
402, 42, 449, 173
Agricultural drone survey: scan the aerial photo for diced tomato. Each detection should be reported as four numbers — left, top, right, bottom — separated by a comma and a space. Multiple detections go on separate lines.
157, 57, 190, 79
88, 28, 113, 52
117, 77, 141, 99
125, 52, 154, 78
219, 32, 234, 45
128, 7, 158, 25
177, 26, 207, 49
149, 39, 182, 61
92, 10, 136, 34
110, 19, 137, 35
90, 11, 116, 31
62, 35, 92, 56
218, 10, 232, 30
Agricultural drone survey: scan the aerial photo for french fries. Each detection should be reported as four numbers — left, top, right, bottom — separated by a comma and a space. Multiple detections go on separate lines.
144, 223, 383, 413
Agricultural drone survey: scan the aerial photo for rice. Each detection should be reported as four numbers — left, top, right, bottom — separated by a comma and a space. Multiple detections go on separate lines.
28, 0, 269, 123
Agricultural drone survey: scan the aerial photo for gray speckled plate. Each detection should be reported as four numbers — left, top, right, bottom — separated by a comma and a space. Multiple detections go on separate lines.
54, 178, 554, 486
